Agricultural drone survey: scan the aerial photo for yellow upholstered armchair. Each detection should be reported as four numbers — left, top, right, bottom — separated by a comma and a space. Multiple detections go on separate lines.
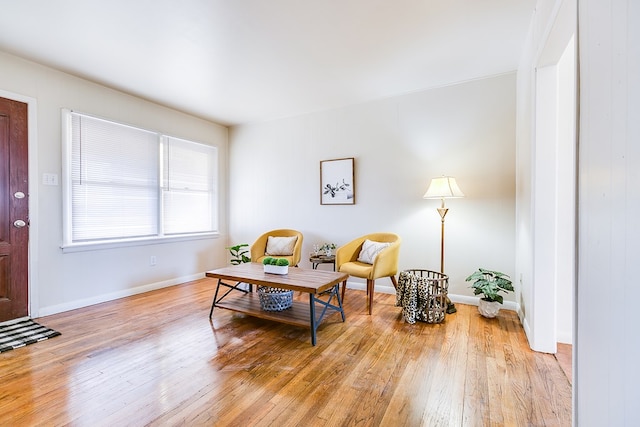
336, 232, 401, 314
250, 229, 304, 267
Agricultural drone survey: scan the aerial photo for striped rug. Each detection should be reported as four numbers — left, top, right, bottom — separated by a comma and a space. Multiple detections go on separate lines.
0, 317, 61, 353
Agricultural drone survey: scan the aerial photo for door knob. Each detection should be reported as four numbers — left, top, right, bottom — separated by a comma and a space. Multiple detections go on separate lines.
13, 219, 27, 228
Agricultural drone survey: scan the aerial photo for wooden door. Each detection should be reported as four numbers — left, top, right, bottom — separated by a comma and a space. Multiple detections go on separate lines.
0, 97, 29, 322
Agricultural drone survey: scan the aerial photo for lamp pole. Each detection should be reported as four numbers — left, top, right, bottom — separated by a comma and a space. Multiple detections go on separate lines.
437, 199, 456, 314
437, 200, 448, 273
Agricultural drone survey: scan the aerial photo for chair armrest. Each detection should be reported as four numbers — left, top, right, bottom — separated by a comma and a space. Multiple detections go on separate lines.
291, 232, 303, 266
336, 237, 366, 269
250, 234, 269, 262
371, 239, 401, 279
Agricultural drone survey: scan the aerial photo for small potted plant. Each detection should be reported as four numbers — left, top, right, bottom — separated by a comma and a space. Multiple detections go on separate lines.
319, 243, 337, 256
262, 257, 290, 274
465, 268, 514, 318
226, 243, 251, 265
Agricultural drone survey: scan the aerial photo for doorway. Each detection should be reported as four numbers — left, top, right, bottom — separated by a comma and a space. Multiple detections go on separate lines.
532, 34, 577, 353
0, 96, 29, 322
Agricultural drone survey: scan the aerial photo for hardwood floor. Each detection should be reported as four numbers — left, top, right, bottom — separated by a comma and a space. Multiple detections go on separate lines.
555, 343, 572, 384
0, 279, 572, 426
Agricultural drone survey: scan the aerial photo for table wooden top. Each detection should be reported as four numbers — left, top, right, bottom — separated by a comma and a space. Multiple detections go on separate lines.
309, 255, 335, 262
205, 262, 348, 294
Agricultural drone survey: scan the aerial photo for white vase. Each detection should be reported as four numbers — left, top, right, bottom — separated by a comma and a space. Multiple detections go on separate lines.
478, 299, 501, 318
263, 264, 289, 275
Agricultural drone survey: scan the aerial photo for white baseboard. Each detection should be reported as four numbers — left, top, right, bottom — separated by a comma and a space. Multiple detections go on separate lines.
345, 279, 519, 312
448, 294, 519, 312
556, 330, 573, 345
346, 280, 396, 294
36, 273, 205, 318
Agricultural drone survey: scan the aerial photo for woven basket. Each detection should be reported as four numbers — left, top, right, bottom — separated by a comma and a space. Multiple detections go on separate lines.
397, 269, 449, 324
257, 286, 293, 311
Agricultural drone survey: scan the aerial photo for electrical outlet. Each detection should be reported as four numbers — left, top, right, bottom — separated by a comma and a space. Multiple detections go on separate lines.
150, 256, 157, 266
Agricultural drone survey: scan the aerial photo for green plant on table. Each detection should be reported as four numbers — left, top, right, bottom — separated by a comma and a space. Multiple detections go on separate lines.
226, 244, 251, 265
262, 257, 290, 266
465, 268, 514, 304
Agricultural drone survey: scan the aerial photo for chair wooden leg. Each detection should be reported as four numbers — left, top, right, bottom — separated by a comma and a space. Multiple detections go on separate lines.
341, 279, 347, 302
367, 279, 374, 315
390, 275, 398, 289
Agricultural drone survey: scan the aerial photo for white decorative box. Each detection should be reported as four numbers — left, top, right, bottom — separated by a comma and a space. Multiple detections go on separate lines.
263, 264, 289, 275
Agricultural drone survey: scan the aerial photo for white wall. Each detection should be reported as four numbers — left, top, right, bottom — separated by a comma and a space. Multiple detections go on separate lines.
577, 0, 640, 425
229, 74, 517, 304
0, 51, 230, 316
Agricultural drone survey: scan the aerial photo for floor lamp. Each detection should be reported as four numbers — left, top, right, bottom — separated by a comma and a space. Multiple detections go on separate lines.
423, 176, 464, 314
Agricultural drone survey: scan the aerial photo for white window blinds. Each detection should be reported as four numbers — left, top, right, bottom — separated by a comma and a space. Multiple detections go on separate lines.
63, 110, 218, 247
162, 136, 217, 235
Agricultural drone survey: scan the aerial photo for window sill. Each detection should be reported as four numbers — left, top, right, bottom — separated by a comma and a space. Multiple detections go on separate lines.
60, 232, 220, 253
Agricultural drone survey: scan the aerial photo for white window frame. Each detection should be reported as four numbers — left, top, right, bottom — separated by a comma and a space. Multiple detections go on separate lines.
61, 109, 219, 253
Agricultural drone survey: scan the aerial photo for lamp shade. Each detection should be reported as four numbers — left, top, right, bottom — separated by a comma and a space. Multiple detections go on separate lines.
423, 176, 464, 199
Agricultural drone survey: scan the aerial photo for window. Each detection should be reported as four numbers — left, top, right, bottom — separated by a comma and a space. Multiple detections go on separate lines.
62, 110, 218, 249
161, 136, 217, 235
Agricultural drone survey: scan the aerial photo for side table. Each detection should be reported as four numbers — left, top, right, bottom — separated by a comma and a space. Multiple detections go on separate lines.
310, 255, 336, 271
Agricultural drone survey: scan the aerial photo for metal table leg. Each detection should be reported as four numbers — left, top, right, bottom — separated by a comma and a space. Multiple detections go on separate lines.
308, 284, 345, 345
309, 294, 317, 346
209, 279, 249, 318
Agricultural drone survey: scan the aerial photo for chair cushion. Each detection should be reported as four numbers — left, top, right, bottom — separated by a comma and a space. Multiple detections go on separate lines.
339, 261, 374, 278
357, 239, 390, 264
266, 236, 298, 256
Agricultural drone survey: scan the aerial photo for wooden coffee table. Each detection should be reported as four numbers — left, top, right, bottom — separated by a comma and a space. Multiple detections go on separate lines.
206, 263, 348, 345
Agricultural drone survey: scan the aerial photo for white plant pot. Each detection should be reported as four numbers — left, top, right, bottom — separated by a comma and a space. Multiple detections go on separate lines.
263, 264, 289, 275
478, 299, 501, 318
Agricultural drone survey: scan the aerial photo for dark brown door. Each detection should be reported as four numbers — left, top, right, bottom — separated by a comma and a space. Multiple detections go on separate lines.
0, 96, 29, 322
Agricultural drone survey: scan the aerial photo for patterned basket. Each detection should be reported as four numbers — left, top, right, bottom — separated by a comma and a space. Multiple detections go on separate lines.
257, 286, 293, 311
396, 269, 449, 324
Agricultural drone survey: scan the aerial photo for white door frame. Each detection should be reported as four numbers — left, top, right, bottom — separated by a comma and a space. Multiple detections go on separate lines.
531, 34, 577, 353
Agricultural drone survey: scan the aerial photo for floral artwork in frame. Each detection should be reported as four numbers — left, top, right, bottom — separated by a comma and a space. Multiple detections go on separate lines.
320, 157, 355, 205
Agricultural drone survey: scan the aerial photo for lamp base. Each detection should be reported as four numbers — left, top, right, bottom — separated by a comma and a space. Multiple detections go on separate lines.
446, 296, 457, 314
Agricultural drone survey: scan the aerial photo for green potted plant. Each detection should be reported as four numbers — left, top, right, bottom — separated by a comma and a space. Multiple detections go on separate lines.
226, 243, 251, 265
262, 257, 290, 275
319, 243, 337, 256
465, 268, 514, 318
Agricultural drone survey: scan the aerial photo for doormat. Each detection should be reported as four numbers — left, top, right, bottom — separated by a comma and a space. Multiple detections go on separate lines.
0, 317, 61, 353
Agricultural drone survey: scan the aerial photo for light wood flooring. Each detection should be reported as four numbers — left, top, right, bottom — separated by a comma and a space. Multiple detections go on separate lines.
0, 278, 572, 426
555, 343, 572, 384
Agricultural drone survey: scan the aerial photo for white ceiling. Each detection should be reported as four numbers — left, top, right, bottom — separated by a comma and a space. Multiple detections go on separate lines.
0, 0, 535, 126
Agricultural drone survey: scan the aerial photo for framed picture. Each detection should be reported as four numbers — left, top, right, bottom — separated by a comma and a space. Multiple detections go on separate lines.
320, 157, 355, 205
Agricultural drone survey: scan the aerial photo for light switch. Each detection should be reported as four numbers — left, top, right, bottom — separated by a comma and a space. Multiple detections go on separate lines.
43, 173, 59, 186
